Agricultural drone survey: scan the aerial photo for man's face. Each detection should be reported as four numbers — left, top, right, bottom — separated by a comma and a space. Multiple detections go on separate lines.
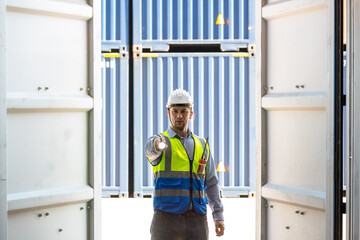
168, 106, 193, 131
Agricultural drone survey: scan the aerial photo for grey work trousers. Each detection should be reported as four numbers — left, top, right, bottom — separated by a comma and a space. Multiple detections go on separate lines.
150, 210, 209, 240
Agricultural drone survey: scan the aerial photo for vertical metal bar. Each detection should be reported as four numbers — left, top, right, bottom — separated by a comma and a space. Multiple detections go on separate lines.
101, 57, 107, 189
334, 0, 344, 238
129, 0, 135, 198
88, 1, 102, 237
147, 0, 152, 40
218, 56, 225, 186
219, 0, 224, 40
188, 0, 193, 40
157, 57, 164, 140
168, 0, 173, 40
110, 0, 116, 40
240, 57, 245, 186
101, 0, 106, 40
248, 0, 256, 194
188, 57, 194, 131
120, 0, 126, 46
132, 0, 141, 46
178, 56, 183, 89
147, 58, 154, 187
346, 0, 358, 238
240, 0, 245, 39
119, 56, 129, 196
168, 57, 173, 91
110, 58, 116, 187
158, 0, 162, 40
132, 55, 142, 197
255, 1, 268, 237
229, 0, 234, 40
199, 0, 203, 40
209, 57, 215, 166
229, 56, 235, 187
178, 0, 183, 40
198, 57, 204, 137
209, 0, 214, 40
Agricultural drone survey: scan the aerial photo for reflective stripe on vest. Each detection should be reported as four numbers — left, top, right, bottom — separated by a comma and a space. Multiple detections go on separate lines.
152, 131, 210, 215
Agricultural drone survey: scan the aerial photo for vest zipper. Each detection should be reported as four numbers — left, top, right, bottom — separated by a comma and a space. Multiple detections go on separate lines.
178, 135, 195, 212
189, 159, 193, 211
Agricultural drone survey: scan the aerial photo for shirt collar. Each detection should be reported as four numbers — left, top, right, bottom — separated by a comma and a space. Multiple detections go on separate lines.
167, 127, 192, 138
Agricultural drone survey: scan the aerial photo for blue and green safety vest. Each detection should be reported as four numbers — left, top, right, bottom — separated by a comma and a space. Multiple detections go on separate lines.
150, 131, 210, 215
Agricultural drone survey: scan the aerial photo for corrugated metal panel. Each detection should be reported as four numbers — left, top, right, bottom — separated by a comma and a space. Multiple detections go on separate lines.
133, 0, 253, 51
101, 0, 129, 51
4, 0, 101, 239
101, 54, 129, 197
133, 52, 255, 197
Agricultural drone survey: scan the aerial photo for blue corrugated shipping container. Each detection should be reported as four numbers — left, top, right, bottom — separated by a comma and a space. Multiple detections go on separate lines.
133, 52, 255, 197
101, 0, 255, 198
133, 0, 253, 51
101, 0, 129, 51
101, 54, 129, 197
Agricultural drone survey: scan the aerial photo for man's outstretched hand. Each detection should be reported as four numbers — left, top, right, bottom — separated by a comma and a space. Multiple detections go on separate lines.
214, 220, 225, 237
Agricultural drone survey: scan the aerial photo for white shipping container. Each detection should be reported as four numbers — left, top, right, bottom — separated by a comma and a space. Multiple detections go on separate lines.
3, 0, 360, 239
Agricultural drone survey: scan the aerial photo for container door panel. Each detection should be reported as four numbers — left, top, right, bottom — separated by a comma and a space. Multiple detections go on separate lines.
3, 0, 101, 239
256, 1, 334, 239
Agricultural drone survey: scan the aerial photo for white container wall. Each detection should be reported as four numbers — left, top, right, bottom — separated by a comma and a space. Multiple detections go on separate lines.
101, 54, 129, 197
2, 1, 102, 239
133, 52, 255, 197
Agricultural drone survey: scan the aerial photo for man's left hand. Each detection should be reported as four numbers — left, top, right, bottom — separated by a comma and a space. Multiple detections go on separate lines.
214, 220, 225, 237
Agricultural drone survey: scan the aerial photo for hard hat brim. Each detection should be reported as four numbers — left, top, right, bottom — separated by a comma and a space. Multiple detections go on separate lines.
167, 103, 193, 108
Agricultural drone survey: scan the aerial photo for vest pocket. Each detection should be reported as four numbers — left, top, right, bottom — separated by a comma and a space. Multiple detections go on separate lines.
158, 178, 182, 203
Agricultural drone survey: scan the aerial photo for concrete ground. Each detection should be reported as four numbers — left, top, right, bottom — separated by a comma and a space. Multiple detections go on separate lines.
102, 197, 256, 240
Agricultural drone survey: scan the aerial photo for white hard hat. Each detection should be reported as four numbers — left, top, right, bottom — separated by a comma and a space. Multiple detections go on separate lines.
166, 89, 194, 108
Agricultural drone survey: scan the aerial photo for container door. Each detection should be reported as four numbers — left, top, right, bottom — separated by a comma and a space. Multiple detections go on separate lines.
2, 1, 101, 239
256, 1, 335, 239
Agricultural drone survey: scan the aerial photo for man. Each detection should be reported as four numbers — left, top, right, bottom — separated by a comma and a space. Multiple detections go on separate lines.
145, 89, 225, 240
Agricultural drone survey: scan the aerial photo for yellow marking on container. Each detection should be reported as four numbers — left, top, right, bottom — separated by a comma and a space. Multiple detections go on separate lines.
216, 161, 226, 173
104, 53, 120, 58
142, 53, 158, 58
215, 13, 225, 25
232, 53, 249, 57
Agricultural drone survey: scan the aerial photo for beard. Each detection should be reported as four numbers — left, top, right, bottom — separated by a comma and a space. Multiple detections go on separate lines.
172, 121, 186, 131
174, 123, 185, 131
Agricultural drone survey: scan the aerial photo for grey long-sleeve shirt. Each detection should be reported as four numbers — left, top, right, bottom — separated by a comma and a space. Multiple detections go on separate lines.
145, 127, 224, 221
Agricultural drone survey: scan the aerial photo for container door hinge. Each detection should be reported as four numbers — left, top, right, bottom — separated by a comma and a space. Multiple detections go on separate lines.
133, 45, 141, 58
248, 44, 255, 57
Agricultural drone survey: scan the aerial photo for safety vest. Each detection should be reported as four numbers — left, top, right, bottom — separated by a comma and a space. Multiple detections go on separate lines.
150, 131, 210, 215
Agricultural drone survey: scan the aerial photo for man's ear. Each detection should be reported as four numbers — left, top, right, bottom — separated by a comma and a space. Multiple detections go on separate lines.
190, 110, 194, 120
